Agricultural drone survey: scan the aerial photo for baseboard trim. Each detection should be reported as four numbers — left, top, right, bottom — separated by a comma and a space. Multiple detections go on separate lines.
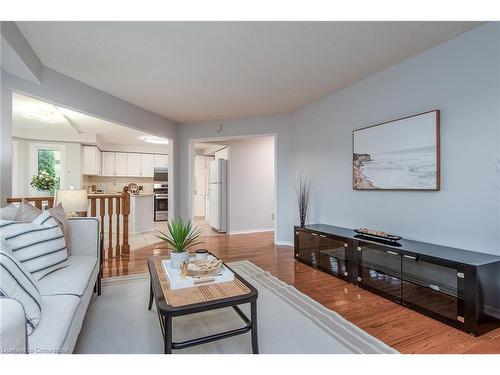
275, 240, 293, 247
228, 228, 274, 235
484, 305, 500, 320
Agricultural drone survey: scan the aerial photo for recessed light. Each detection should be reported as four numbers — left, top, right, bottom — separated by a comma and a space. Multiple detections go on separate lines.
140, 135, 169, 144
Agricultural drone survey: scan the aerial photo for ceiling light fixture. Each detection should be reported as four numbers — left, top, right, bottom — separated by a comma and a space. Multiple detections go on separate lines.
21, 108, 65, 124
140, 135, 169, 144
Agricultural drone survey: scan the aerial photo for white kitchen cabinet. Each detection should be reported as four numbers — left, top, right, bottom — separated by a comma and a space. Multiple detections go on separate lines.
154, 154, 168, 168
126, 153, 141, 176
101, 152, 116, 176
82, 145, 101, 176
141, 154, 155, 177
113, 153, 127, 176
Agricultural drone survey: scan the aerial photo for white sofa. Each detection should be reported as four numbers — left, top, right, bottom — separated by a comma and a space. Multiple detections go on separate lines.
0, 217, 100, 354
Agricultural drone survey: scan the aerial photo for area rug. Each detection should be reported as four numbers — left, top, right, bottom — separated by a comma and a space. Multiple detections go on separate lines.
74, 261, 397, 354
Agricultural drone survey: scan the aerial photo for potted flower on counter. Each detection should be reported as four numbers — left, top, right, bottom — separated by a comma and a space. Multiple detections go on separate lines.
156, 218, 203, 269
30, 170, 59, 196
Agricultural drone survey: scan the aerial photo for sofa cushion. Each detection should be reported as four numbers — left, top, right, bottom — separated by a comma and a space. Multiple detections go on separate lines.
38, 256, 98, 297
28, 294, 80, 354
1, 211, 69, 280
0, 245, 42, 335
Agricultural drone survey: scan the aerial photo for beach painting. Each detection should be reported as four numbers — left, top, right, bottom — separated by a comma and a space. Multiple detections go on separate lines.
353, 110, 440, 190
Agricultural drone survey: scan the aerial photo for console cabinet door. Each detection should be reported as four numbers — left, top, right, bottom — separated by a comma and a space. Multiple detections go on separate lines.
318, 235, 349, 279
295, 230, 319, 267
402, 252, 465, 324
357, 241, 402, 300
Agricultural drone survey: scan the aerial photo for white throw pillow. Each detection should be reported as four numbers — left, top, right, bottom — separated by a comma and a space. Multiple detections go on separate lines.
0, 204, 19, 220
0, 241, 42, 335
0, 211, 69, 280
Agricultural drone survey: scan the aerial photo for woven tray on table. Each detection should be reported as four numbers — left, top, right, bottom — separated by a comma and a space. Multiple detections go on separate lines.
153, 257, 251, 307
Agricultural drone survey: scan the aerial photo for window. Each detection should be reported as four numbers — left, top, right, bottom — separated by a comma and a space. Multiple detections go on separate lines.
29, 143, 65, 194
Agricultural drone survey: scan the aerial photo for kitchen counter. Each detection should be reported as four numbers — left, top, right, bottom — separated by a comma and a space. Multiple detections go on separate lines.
130, 193, 154, 197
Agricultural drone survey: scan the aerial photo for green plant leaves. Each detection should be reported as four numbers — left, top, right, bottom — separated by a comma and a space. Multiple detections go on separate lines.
155, 217, 203, 253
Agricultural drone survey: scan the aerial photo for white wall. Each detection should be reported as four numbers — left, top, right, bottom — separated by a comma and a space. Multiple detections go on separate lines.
289, 22, 500, 254
219, 137, 275, 234
178, 114, 293, 244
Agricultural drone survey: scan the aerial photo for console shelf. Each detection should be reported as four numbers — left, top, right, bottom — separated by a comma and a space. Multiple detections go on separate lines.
294, 224, 500, 335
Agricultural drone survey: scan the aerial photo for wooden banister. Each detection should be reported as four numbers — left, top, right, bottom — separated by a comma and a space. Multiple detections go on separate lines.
6, 196, 54, 208
6, 187, 131, 262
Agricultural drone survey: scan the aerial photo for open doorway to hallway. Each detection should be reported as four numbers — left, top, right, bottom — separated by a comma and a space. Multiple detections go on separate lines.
191, 135, 276, 237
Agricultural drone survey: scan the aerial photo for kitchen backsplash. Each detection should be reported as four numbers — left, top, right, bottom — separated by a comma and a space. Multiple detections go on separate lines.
82, 176, 154, 194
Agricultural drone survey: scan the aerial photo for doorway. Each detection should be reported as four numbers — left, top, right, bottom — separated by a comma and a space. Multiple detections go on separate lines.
190, 135, 276, 237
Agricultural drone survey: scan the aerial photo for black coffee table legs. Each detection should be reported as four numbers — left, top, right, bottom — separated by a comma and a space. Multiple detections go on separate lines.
148, 278, 154, 310
151, 300, 259, 354
251, 300, 258, 354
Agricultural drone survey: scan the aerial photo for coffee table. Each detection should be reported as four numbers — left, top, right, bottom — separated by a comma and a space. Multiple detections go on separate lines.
147, 255, 259, 354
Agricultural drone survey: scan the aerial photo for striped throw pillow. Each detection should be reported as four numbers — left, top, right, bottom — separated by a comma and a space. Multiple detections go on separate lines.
0, 242, 42, 335
0, 211, 69, 280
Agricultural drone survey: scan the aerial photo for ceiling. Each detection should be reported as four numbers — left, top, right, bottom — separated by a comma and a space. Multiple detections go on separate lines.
16, 21, 482, 123
12, 93, 169, 147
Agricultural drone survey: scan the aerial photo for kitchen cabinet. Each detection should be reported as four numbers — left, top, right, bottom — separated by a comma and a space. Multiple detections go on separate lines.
141, 154, 154, 177
82, 145, 101, 176
154, 154, 168, 168
115, 153, 128, 176
101, 152, 115, 176
126, 153, 141, 176
99, 151, 168, 177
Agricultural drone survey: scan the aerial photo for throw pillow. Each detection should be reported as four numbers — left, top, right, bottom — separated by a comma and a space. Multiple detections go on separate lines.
15, 201, 72, 255
0, 203, 19, 220
0, 211, 69, 280
46, 204, 72, 256
0, 242, 42, 335
14, 200, 42, 222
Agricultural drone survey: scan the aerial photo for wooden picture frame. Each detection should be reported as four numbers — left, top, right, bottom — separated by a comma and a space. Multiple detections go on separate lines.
353, 110, 440, 191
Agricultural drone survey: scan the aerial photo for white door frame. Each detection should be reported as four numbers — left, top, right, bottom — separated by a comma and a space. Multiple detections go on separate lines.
188, 134, 278, 242
29, 142, 66, 194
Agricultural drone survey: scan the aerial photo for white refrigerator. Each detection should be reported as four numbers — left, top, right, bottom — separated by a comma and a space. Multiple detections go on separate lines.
209, 159, 227, 233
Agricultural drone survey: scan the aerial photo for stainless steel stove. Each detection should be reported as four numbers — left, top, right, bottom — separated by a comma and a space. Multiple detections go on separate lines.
153, 183, 168, 221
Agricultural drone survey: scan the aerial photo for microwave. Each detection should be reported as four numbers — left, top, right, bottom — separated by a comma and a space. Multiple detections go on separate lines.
154, 167, 168, 183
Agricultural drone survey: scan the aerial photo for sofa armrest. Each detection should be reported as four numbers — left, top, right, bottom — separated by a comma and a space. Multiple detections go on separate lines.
68, 217, 100, 259
0, 297, 28, 354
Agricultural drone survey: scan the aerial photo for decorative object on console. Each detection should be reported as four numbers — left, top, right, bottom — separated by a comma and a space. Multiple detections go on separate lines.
55, 189, 88, 217
155, 217, 203, 269
354, 228, 402, 243
353, 110, 440, 190
296, 173, 313, 227
30, 170, 59, 196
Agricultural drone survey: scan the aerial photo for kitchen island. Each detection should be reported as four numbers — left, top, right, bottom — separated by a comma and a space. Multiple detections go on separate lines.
130, 193, 154, 234
93, 192, 154, 235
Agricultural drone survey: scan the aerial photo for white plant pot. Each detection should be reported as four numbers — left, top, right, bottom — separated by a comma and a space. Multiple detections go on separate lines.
34, 189, 50, 197
170, 250, 189, 269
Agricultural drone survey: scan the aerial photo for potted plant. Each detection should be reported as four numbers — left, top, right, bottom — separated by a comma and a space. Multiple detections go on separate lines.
296, 173, 313, 227
156, 218, 203, 269
30, 170, 59, 196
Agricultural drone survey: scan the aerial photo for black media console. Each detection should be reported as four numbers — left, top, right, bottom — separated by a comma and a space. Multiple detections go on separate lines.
294, 224, 500, 335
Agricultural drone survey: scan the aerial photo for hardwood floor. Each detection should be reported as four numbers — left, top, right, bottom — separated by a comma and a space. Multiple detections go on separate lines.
101, 231, 500, 354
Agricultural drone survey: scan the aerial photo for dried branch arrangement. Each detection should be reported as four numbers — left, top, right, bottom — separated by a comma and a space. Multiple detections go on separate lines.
296, 173, 313, 227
